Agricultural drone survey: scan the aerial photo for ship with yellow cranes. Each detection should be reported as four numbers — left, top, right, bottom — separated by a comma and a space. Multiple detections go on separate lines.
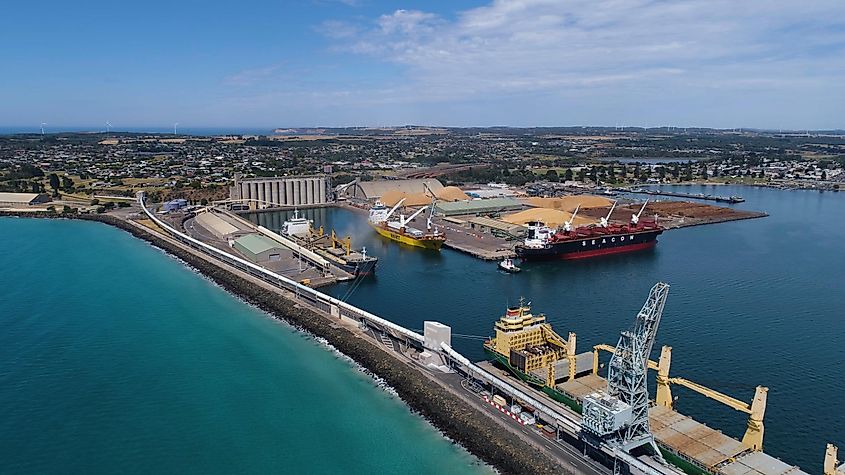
483, 299, 584, 411
484, 294, 785, 475
368, 198, 446, 250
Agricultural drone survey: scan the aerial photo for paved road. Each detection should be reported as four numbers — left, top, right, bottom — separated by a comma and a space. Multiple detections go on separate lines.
436, 371, 610, 475
364, 328, 609, 475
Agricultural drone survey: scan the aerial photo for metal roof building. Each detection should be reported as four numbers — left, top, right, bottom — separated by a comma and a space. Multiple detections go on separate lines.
338, 178, 443, 203
194, 211, 248, 239
0, 192, 51, 208
467, 216, 526, 238
232, 233, 286, 263
434, 197, 524, 217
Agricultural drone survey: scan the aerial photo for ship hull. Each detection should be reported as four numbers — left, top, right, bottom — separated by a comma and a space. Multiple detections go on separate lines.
482, 346, 583, 413
515, 229, 662, 260
371, 224, 444, 250
339, 258, 377, 277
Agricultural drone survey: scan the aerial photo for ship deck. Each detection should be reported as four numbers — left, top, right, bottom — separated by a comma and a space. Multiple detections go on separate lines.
556, 372, 807, 475
650, 404, 747, 469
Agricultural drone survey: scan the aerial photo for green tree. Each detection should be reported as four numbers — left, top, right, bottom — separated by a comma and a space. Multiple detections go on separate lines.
90, 198, 100, 205
48, 173, 60, 191
563, 168, 574, 181
544, 169, 559, 182
60, 176, 74, 190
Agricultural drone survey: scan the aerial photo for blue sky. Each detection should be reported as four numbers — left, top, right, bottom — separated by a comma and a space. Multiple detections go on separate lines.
2, 0, 844, 130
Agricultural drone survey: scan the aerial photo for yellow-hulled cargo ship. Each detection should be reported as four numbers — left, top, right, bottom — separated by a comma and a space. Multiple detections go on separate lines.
368, 199, 445, 250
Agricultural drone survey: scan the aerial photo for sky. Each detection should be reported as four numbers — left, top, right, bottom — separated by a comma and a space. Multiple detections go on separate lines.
1, 0, 844, 130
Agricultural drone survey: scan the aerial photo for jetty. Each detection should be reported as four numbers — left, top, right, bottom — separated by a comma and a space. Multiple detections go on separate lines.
621, 188, 745, 203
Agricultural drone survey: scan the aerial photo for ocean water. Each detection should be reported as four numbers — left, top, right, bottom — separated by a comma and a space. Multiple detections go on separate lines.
248, 185, 844, 471
0, 218, 489, 474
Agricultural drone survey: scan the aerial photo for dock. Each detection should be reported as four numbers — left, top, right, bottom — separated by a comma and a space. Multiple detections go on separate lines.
480, 351, 807, 475
622, 188, 745, 203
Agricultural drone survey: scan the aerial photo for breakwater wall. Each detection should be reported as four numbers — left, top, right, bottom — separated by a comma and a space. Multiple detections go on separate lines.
0, 211, 567, 475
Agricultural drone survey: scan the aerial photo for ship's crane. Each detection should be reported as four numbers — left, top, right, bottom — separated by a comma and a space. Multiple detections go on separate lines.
384, 198, 406, 222
563, 204, 581, 232
631, 199, 649, 225
399, 205, 429, 228
581, 282, 670, 464
426, 199, 437, 232
592, 343, 770, 452
599, 200, 618, 228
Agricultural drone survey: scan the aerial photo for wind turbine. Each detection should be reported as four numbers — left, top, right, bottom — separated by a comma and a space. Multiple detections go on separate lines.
105, 121, 112, 133
173, 122, 179, 135
40, 122, 47, 136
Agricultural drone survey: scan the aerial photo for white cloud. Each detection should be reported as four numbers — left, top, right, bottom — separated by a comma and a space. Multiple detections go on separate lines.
214, 0, 845, 128
322, 0, 845, 106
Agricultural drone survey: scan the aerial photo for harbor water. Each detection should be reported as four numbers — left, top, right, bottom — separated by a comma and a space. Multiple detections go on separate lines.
0, 218, 489, 474
248, 184, 844, 471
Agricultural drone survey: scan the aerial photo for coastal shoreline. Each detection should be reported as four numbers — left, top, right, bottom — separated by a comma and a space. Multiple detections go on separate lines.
0, 211, 568, 475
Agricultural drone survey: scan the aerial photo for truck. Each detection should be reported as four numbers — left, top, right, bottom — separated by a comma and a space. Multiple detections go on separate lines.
492, 394, 507, 407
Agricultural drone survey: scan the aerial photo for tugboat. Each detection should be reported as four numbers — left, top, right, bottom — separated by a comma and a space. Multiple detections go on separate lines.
368, 198, 446, 250
498, 257, 521, 273
514, 200, 663, 260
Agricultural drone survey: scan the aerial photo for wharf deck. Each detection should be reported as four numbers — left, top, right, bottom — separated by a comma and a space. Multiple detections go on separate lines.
435, 217, 516, 260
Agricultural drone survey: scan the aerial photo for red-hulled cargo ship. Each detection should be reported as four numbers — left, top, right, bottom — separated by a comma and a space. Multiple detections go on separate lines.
514, 201, 663, 260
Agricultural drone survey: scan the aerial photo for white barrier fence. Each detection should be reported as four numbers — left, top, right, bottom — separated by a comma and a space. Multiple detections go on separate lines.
138, 194, 424, 344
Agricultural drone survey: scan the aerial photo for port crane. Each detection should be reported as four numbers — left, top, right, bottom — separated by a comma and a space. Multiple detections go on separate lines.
631, 199, 649, 225
582, 281, 670, 463
599, 200, 618, 228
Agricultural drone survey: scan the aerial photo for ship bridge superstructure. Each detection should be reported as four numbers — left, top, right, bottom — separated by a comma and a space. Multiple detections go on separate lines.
487, 300, 576, 386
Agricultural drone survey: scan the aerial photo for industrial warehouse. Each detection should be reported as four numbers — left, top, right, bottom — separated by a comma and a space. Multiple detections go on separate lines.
0, 192, 51, 208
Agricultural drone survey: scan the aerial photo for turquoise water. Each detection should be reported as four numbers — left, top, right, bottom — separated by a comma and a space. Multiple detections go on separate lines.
249, 185, 844, 470
0, 218, 489, 474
